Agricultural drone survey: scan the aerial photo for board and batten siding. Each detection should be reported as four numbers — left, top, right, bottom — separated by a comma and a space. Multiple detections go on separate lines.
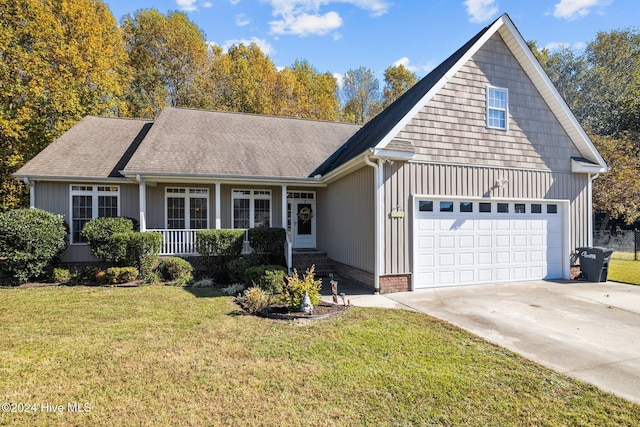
397, 32, 582, 172
318, 166, 374, 273
383, 161, 590, 275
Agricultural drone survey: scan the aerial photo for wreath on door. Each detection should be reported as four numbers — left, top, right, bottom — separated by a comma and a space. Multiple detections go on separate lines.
297, 206, 313, 224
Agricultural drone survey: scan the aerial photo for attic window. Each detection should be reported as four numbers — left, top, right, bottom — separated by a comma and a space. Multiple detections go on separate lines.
487, 86, 508, 130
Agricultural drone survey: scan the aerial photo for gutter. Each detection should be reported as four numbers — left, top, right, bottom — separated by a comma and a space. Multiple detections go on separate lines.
587, 173, 600, 247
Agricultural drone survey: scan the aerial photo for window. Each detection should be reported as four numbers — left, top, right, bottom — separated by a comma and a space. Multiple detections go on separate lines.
531, 204, 542, 214
70, 185, 120, 243
514, 203, 526, 213
479, 202, 492, 213
440, 201, 454, 212
419, 201, 433, 212
547, 204, 558, 214
497, 203, 509, 213
460, 202, 473, 213
165, 188, 208, 230
487, 86, 508, 130
233, 189, 271, 229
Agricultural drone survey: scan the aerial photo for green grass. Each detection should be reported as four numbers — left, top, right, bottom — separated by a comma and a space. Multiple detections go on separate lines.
1, 285, 639, 426
608, 252, 640, 285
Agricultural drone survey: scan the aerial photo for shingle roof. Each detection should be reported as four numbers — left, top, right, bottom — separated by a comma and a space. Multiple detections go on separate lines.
14, 116, 153, 180
311, 21, 493, 177
121, 107, 361, 179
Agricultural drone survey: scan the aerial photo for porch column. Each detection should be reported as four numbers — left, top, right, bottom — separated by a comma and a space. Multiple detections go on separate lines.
281, 185, 287, 230
137, 175, 146, 232
215, 182, 221, 229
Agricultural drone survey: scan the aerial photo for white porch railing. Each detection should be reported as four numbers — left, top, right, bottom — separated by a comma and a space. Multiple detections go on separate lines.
150, 229, 199, 256
148, 229, 292, 273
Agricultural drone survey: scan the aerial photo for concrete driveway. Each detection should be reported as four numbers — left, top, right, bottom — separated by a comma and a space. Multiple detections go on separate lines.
384, 281, 640, 403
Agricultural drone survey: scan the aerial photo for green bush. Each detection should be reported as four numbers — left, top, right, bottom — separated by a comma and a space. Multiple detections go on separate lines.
0, 208, 67, 283
105, 267, 139, 284
248, 227, 286, 264
82, 217, 133, 264
282, 265, 322, 312
52, 267, 71, 283
195, 229, 245, 269
227, 254, 262, 282
157, 257, 194, 287
123, 232, 162, 278
245, 265, 287, 294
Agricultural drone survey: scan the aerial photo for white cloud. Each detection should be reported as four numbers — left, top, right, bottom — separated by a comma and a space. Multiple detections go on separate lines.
230, 0, 241, 4
176, 0, 213, 11
218, 37, 276, 55
265, 0, 392, 37
270, 11, 343, 36
392, 57, 435, 74
463, 0, 499, 23
333, 72, 344, 91
544, 41, 587, 51
236, 13, 251, 26
553, 0, 612, 20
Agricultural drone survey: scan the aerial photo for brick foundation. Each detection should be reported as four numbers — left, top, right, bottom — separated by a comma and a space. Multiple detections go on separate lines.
330, 259, 375, 290
379, 274, 412, 293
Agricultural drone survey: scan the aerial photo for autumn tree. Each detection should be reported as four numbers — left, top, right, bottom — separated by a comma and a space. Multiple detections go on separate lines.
341, 66, 382, 124
0, 0, 128, 210
383, 64, 418, 108
288, 60, 340, 121
121, 9, 209, 118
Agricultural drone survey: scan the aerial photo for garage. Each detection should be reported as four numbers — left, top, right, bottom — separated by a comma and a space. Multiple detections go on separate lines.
413, 198, 566, 288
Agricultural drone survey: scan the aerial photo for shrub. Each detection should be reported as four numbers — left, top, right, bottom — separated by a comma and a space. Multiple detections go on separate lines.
0, 208, 67, 283
248, 227, 286, 264
195, 229, 245, 269
282, 265, 322, 312
227, 255, 262, 283
237, 286, 272, 313
191, 278, 215, 288
105, 267, 139, 284
157, 257, 194, 287
221, 283, 245, 296
245, 265, 287, 294
81, 217, 133, 264
124, 232, 162, 278
52, 267, 71, 283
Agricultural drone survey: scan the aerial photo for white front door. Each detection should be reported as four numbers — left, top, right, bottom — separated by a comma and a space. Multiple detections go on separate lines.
291, 200, 316, 249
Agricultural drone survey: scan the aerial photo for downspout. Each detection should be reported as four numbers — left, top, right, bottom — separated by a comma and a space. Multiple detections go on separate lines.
23, 177, 35, 208
363, 153, 384, 294
587, 173, 600, 247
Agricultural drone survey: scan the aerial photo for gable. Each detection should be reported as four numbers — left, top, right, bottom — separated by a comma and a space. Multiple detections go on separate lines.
398, 32, 581, 171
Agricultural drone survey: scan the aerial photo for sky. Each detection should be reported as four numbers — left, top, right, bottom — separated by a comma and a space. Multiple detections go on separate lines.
103, 0, 640, 82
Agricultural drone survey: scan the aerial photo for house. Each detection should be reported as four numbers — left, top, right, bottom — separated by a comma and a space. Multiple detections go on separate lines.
14, 14, 607, 293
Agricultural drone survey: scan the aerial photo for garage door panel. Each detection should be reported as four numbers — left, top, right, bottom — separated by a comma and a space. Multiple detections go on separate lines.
414, 199, 565, 288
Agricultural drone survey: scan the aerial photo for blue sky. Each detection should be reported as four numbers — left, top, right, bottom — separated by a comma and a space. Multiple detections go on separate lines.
104, 0, 639, 81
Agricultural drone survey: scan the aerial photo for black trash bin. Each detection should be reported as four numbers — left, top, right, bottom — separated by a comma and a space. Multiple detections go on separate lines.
577, 247, 614, 282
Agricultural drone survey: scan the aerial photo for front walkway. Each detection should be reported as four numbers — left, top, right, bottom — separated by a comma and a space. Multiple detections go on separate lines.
322, 277, 640, 404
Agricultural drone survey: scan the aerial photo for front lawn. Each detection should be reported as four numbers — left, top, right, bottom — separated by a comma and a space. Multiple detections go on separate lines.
1, 285, 638, 426
608, 251, 640, 285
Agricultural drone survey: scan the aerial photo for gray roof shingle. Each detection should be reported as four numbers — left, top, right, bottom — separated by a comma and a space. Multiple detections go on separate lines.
121, 107, 361, 179
14, 116, 153, 180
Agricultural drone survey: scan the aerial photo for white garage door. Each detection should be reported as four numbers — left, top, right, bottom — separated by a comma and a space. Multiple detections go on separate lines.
414, 199, 565, 288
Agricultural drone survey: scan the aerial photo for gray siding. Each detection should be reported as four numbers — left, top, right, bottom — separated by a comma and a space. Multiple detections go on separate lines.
318, 167, 374, 272
398, 33, 582, 171
382, 161, 590, 275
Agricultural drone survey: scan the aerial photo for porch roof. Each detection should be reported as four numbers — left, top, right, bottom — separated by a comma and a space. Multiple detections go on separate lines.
121, 107, 361, 180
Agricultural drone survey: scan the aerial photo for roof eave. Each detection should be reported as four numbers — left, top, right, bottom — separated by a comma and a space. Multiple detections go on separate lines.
120, 172, 328, 187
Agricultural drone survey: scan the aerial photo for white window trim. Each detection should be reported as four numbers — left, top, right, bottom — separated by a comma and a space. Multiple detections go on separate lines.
232, 189, 272, 229
164, 187, 210, 230
486, 85, 508, 131
69, 184, 120, 244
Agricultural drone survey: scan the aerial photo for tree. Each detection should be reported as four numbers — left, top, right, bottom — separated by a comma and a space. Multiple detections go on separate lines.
0, 0, 129, 211
591, 132, 640, 224
341, 66, 382, 124
121, 9, 209, 118
383, 64, 418, 108
289, 60, 340, 121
